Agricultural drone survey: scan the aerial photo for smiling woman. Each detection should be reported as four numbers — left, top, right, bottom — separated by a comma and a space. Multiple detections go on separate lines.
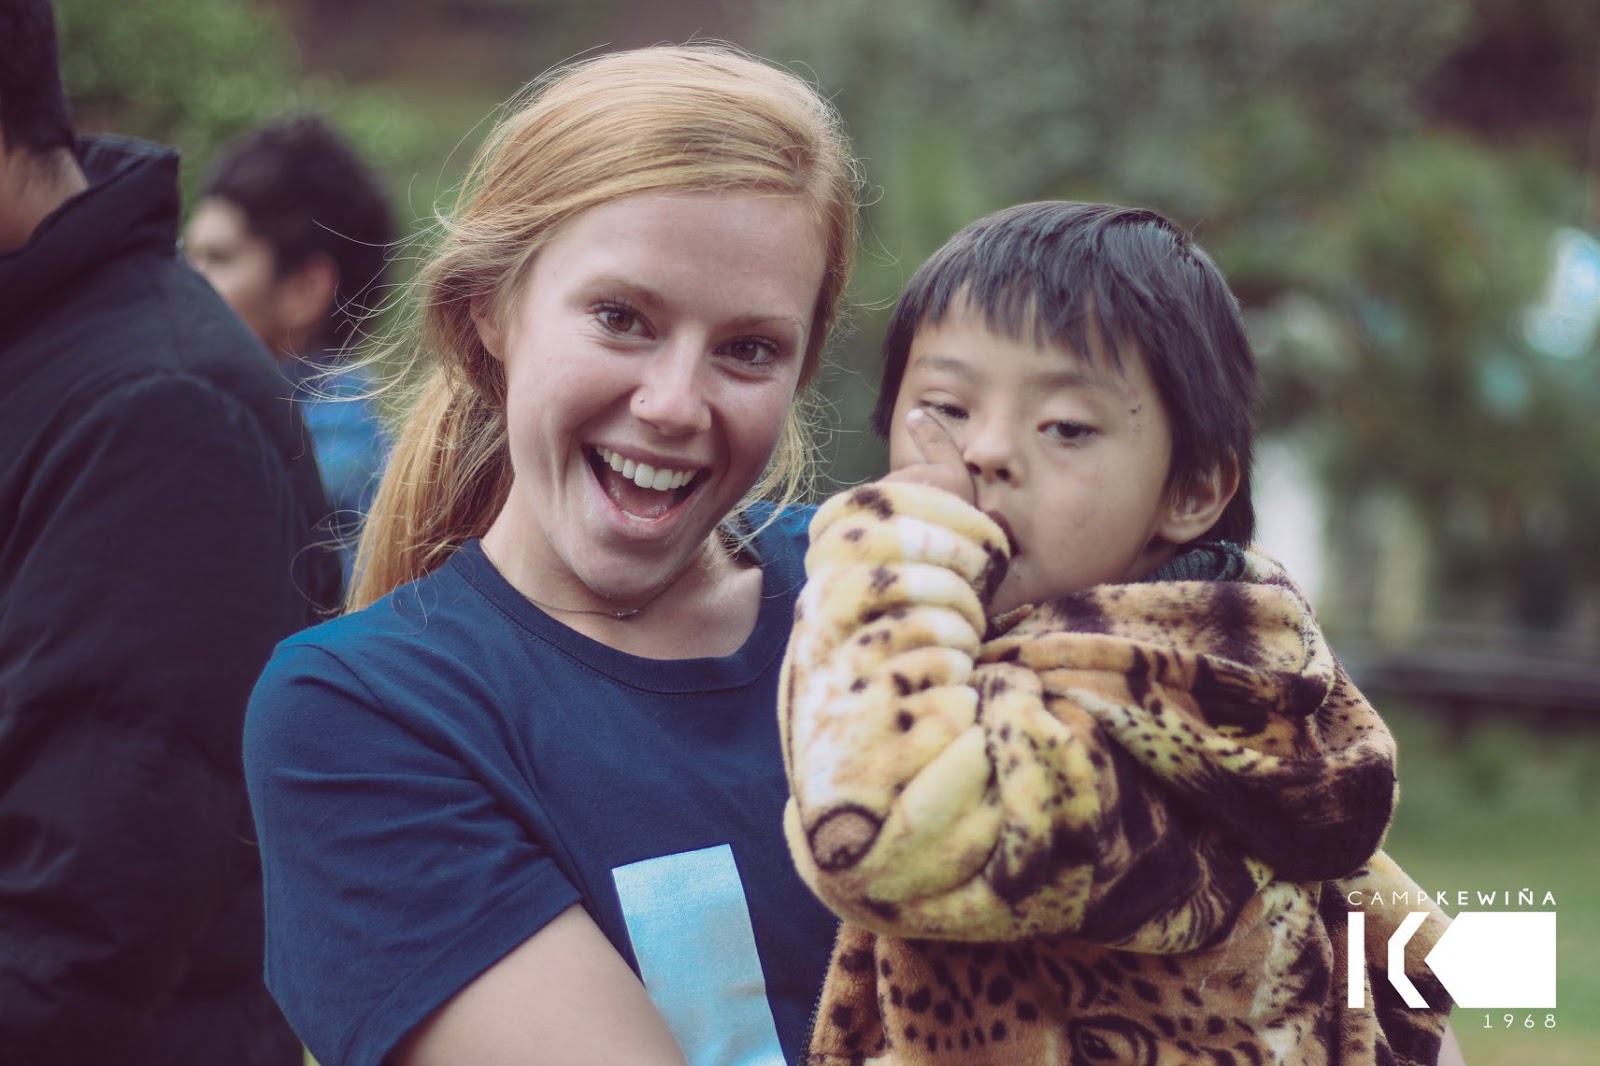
241, 44, 860, 1066
471, 191, 826, 651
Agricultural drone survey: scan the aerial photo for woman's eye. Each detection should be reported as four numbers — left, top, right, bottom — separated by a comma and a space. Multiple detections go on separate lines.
596, 304, 643, 335
723, 337, 781, 366
1045, 420, 1095, 441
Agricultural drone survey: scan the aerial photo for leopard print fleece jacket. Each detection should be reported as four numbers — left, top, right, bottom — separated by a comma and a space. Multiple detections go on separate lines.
780, 482, 1453, 1065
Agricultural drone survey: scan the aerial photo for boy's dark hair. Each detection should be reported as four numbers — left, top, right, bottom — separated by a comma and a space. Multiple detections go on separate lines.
200, 115, 395, 350
0, 0, 75, 155
875, 200, 1258, 546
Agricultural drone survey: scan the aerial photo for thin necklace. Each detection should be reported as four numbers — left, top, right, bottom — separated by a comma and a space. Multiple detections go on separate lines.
489, 524, 746, 622
479, 536, 677, 621
519, 583, 670, 621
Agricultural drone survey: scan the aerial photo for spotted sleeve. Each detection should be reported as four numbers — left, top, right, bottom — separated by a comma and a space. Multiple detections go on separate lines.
781, 481, 1396, 951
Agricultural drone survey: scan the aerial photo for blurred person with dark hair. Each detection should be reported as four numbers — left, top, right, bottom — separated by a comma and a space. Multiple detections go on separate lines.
186, 115, 396, 573
0, 1, 341, 1062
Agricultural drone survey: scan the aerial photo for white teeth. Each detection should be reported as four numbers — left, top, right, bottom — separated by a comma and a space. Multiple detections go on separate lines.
596, 447, 697, 493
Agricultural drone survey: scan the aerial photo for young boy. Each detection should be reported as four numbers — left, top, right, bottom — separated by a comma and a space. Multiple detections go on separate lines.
780, 202, 1456, 1064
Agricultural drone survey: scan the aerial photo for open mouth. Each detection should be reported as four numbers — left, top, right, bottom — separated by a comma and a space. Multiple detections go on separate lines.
589, 446, 703, 521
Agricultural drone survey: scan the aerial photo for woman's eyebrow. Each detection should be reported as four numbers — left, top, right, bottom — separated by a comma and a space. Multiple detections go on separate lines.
587, 273, 805, 335
724, 312, 807, 337
585, 274, 668, 310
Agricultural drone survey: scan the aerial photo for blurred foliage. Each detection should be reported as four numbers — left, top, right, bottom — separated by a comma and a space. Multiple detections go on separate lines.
1422, 0, 1600, 162
57, 0, 298, 169
757, 0, 1600, 631
282, 0, 622, 83
1259, 136, 1597, 625
759, 0, 1466, 299
55, 0, 446, 212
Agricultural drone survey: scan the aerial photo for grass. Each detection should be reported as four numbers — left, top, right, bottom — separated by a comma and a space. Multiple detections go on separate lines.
1381, 706, 1600, 1064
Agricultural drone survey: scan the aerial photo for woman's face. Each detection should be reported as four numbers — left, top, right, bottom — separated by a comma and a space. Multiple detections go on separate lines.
479, 191, 826, 610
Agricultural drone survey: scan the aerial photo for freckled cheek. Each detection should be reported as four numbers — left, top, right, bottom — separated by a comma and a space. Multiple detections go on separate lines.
731, 372, 799, 426
733, 397, 794, 465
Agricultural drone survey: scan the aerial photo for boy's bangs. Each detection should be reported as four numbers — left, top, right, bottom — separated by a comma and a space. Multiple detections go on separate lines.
917, 240, 1136, 379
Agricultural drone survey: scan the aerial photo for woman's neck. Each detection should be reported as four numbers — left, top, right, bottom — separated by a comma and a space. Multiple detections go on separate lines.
481, 530, 764, 660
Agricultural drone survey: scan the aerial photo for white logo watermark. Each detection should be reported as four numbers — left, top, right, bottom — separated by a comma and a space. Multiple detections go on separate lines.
1347, 910, 1557, 1009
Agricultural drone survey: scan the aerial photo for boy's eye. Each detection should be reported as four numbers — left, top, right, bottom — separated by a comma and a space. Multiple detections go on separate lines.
919, 400, 968, 420
1044, 420, 1095, 441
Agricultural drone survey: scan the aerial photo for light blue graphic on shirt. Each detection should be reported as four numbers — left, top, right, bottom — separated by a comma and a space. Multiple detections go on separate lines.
613, 844, 785, 1066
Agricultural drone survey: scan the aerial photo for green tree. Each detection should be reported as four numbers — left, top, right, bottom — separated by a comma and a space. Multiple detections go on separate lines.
1265, 135, 1597, 627
759, 0, 1464, 290
758, 0, 1600, 631
56, 0, 300, 194
55, 0, 441, 210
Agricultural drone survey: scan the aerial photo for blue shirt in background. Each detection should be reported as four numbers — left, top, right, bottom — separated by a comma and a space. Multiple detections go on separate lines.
283, 355, 390, 578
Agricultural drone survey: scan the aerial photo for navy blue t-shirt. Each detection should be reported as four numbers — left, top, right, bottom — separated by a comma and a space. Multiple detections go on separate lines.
244, 507, 838, 1066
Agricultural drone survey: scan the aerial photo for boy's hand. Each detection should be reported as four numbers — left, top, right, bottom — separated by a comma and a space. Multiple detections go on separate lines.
881, 408, 975, 507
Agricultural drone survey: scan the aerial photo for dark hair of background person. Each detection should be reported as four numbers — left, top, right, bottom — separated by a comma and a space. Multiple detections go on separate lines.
200, 116, 396, 350
874, 200, 1258, 546
0, 0, 75, 154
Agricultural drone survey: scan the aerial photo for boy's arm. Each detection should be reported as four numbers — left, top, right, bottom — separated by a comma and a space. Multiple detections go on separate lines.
779, 480, 1006, 922
780, 480, 1258, 949
782, 479, 1395, 950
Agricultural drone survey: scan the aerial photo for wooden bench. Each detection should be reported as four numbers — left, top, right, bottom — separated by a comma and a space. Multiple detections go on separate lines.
1338, 629, 1600, 733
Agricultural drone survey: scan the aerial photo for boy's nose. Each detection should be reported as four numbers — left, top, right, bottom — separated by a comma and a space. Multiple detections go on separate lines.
961, 421, 1016, 483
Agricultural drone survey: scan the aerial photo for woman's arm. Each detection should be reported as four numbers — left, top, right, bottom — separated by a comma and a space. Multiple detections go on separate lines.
245, 642, 685, 1065
397, 905, 687, 1066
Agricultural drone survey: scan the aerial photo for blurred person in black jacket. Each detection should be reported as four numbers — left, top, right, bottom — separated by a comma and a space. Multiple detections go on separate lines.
0, 1, 342, 1062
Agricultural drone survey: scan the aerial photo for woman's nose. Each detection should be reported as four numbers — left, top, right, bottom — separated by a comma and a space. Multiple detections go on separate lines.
631, 342, 712, 435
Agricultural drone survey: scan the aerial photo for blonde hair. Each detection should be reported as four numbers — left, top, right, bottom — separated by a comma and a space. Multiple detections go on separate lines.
348, 44, 860, 610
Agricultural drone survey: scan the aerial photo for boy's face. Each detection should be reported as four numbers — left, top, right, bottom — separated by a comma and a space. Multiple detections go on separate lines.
184, 197, 291, 354
185, 196, 337, 360
887, 300, 1205, 614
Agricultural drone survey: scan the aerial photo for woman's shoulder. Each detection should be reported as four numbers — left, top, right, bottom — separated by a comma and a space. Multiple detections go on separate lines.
269, 548, 498, 675
247, 549, 515, 755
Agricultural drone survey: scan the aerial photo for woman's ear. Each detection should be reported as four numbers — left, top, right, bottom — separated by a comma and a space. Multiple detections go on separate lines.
1155, 454, 1241, 546
470, 297, 504, 361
